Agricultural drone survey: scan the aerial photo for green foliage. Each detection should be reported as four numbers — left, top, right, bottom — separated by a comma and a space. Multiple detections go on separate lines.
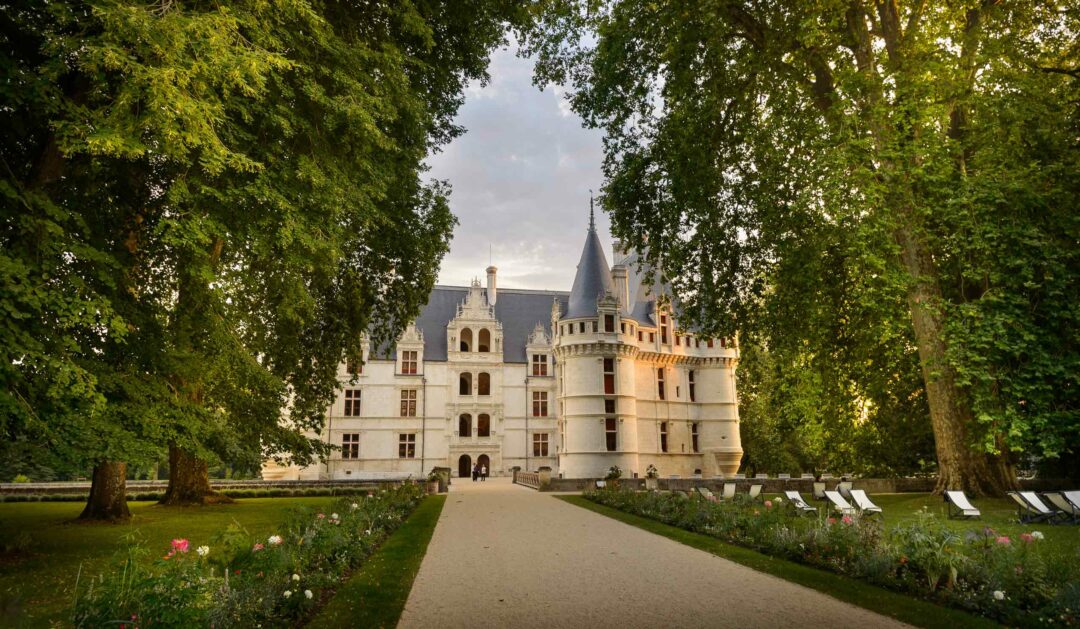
2, 1, 524, 481
523, 0, 1080, 482
73, 484, 426, 627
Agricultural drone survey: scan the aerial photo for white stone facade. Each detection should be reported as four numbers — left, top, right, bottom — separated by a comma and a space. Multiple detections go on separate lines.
263, 222, 742, 480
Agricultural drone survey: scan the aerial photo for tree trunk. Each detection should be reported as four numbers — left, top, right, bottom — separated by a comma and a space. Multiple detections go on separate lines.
160, 444, 232, 506
79, 462, 131, 522
895, 224, 1017, 496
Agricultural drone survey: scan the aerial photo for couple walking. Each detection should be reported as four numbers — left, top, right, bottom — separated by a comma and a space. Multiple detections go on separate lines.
471, 462, 488, 482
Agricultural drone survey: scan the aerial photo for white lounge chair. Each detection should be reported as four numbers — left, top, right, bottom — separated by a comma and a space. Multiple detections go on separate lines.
944, 490, 981, 519
595, 480, 607, 489
835, 481, 854, 499
748, 484, 763, 500
721, 482, 737, 501
849, 489, 883, 516
755, 473, 768, 479
812, 482, 827, 500
778, 473, 791, 480
1043, 492, 1079, 524
784, 490, 818, 515
824, 490, 858, 516
1009, 491, 1060, 524
800, 473, 815, 479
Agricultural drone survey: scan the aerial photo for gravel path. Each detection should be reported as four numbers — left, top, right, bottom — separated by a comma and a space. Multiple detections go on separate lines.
398, 477, 912, 629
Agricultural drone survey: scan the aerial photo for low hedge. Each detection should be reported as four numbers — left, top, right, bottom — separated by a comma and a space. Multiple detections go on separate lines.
0, 487, 378, 503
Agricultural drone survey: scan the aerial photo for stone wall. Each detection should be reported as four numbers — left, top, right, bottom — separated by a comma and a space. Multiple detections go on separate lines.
521, 476, 1073, 494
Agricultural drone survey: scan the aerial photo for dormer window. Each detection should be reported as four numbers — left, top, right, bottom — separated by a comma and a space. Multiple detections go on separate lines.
532, 354, 548, 377
400, 350, 418, 375
460, 328, 473, 352
660, 314, 669, 344
346, 358, 363, 376
478, 328, 491, 353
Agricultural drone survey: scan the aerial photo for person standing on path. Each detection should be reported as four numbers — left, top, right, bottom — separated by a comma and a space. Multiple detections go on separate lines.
480, 464, 487, 482
472, 463, 479, 482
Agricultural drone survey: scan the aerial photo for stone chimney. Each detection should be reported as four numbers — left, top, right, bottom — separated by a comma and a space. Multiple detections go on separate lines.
486, 265, 497, 306
611, 264, 628, 309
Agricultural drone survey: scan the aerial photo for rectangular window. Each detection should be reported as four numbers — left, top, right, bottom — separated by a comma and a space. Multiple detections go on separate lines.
604, 399, 616, 414
533, 433, 549, 457
604, 314, 615, 332
689, 370, 696, 402
637, 330, 643, 342
605, 417, 617, 451
721, 338, 727, 348
695, 338, 701, 348
675, 334, 681, 346
532, 354, 548, 376
398, 433, 416, 459
579, 321, 585, 334
567, 324, 573, 335
342, 433, 360, 459
660, 422, 668, 453
620, 322, 626, 334
707, 338, 714, 348
532, 391, 548, 417
657, 368, 666, 401
344, 389, 361, 416
400, 389, 417, 417
591, 321, 597, 333
649, 332, 655, 343
401, 350, 418, 374
661, 314, 669, 344
692, 422, 700, 453
346, 358, 363, 375
603, 358, 615, 395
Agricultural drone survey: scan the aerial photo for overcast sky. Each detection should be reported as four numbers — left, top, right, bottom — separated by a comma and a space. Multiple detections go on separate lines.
426, 44, 613, 292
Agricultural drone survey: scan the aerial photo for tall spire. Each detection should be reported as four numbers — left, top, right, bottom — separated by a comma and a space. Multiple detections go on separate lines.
588, 190, 595, 232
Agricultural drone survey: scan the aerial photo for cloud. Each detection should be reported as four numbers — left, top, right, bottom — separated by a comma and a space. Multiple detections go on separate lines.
425, 45, 614, 292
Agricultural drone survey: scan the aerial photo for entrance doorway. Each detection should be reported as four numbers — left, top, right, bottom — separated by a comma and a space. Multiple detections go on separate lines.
458, 454, 472, 478
477, 454, 491, 476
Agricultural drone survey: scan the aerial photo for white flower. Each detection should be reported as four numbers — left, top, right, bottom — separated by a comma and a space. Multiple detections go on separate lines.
268, 535, 283, 546
350, 503, 359, 510
993, 590, 1005, 601
196, 545, 210, 557
774, 497, 783, 504
1031, 531, 1044, 540
365, 529, 372, 535
292, 573, 301, 582
331, 513, 339, 520
284, 590, 292, 598
304, 589, 313, 600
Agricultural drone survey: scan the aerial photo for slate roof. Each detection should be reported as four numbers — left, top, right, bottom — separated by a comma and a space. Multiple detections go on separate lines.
565, 224, 616, 319
374, 286, 569, 364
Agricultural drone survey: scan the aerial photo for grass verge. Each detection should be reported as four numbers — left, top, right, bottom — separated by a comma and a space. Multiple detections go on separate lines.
308, 494, 446, 629
558, 495, 999, 629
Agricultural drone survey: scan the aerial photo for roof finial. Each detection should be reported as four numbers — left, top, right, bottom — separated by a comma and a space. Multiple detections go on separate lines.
588, 190, 595, 232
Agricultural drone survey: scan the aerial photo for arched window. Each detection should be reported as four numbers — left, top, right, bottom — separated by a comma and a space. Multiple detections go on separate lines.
459, 414, 472, 437
459, 372, 472, 395
460, 328, 472, 352
478, 372, 491, 396
478, 328, 491, 353
478, 413, 490, 438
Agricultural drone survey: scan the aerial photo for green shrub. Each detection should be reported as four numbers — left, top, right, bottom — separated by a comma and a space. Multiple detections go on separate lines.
12, 474, 31, 483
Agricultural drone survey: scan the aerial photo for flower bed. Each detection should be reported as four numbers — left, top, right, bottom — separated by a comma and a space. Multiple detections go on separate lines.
586, 488, 1078, 627
73, 483, 426, 627
0, 486, 380, 502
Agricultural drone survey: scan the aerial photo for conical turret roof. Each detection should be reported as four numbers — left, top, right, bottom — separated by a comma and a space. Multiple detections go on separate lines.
565, 203, 615, 319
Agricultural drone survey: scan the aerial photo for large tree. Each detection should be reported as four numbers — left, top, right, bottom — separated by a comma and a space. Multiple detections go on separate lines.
525, 0, 1079, 494
3, 0, 522, 516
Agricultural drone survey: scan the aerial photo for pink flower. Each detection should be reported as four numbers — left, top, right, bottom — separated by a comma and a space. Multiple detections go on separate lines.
1019, 533, 1034, 544
841, 515, 853, 525
996, 536, 1011, 545
252, 543, 265, 552
764, 500, 773, 508
827, 517, 837, 525
171, 538, 190, 554
317, 513, 326, 519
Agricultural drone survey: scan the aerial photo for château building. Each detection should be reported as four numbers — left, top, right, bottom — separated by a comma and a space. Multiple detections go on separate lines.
263, 209, 742, 480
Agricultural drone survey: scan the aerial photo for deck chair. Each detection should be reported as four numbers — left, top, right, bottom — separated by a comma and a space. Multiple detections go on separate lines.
784, 490, 818, 515
944, 490, 981, 519
595, 480, 606, 489
835, 481, 854, 499
823, 490, 858, 516
812, 482, 827, 500
849, 489, 883, 517
1043, 492, 1080, 524
778, 473, 791, 480
721, 482, 737, 501
696, 486, 716, 501
1009, 491, 1060, 524
748, 484, 763, 500
1065, 491, 1080, 516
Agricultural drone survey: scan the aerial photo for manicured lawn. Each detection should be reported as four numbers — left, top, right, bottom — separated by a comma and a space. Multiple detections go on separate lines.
0, 497, 336, 627
560, 495, 1000, 629
309, 495, 446, 628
